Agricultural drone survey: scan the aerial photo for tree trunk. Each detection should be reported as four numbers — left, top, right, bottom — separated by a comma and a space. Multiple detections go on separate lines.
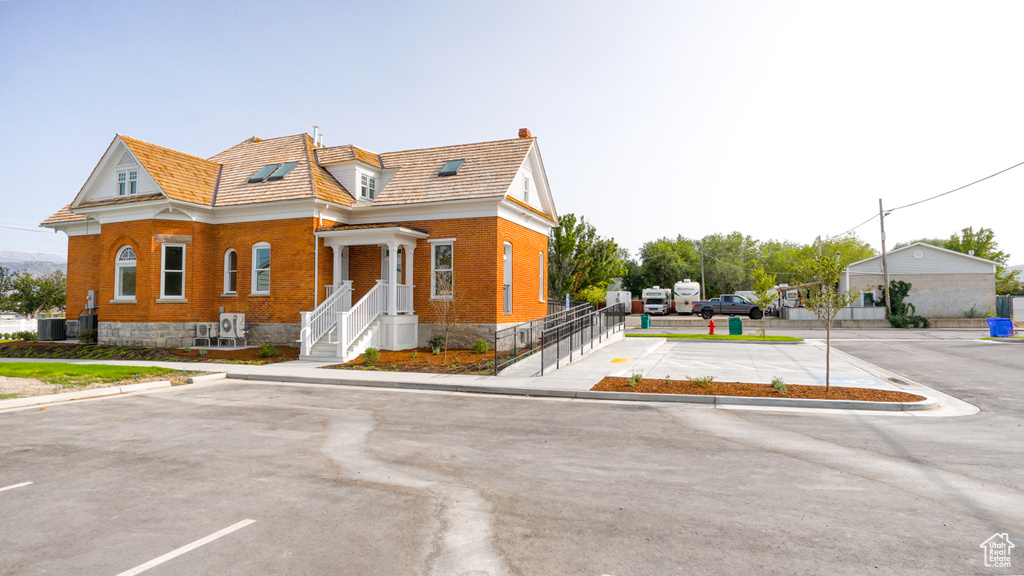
825, 322, 831, 394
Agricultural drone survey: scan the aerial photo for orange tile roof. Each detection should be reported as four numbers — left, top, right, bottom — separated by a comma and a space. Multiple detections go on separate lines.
315, 145, 381, 168
118, 134, 220, 205
373, 137, 535, 206
41, 204, 90, 225
209, 134, 354, 207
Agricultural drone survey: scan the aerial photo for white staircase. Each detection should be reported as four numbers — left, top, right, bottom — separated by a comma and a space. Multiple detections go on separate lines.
299, 281, 388, 363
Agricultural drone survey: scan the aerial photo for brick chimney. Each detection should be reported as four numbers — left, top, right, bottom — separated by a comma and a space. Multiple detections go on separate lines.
518, 128, 532, 139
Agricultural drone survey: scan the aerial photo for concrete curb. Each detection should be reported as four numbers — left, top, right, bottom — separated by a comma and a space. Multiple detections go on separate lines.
226, 372, 936, 411
186, 372, 228, 384
0, 380, 172, 410
626, 335, 805, 345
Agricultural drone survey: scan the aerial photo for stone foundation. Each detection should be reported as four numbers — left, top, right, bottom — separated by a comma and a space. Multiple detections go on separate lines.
99, 321, 299, 348
418, 322, 518, 349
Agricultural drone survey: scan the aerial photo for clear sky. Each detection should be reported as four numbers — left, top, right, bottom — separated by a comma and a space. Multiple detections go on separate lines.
2, 0, 1023, 264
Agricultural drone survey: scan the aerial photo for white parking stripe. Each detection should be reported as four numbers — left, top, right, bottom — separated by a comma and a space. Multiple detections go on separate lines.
115, 519, 255, 576
0, 481, 32, 492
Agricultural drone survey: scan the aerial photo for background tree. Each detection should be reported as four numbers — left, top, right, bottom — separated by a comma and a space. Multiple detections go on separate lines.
802, 245, 861, 393
697, 232, 759, 296
548, 213, 626, 300
0, 266, 13, 313
750, 267, 777, 312
5, 270, 66, 319
636, 236, 699, 291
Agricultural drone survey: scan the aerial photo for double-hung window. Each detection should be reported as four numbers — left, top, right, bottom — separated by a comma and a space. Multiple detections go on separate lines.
252, 242, 270, 294
538, 252, 545, 302
117, 170, 137, 196
431, 241, 453, 298
360, 173, 376, 199
160, 244, 185, 299
115, 246, 136, 300
224, 249, 237, 294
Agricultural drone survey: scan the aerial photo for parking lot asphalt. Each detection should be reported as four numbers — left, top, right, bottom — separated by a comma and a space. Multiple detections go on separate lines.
2, 344, 1022, 575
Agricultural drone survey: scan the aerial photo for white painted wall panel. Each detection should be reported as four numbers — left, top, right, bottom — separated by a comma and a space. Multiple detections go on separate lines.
849, 245, 996, 275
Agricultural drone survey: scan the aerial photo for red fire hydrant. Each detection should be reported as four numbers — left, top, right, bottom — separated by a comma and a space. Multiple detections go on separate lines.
708, 319, 716, 335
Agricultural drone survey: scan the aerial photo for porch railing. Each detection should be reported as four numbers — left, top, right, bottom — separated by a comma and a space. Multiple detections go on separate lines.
299, 281, 352, 356
338, 281, 386, 356
383, 283, 414, 314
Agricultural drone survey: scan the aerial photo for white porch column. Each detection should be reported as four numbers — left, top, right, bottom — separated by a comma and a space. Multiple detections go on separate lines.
405, 243, 415, 314
387, 241, 398, 316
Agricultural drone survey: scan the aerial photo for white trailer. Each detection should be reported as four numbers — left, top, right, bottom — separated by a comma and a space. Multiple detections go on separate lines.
673, 279, 701, 315
642, 286, 673, 316
605, 290, 632, 314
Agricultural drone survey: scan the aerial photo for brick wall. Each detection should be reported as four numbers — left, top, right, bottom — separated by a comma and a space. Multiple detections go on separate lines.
66, 217, 320, 325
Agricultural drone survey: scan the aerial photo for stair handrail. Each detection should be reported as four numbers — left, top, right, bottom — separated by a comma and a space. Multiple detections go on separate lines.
337, 281, 386, 355
300, 281, 352, 356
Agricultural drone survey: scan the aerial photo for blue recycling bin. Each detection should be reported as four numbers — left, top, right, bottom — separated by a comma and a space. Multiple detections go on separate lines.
986, 318, 1014, 338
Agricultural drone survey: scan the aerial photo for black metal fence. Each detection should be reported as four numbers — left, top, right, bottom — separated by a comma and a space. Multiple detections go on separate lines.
494, 303, 593, 374
546, 299, 587, 316
538, 302, 626, 375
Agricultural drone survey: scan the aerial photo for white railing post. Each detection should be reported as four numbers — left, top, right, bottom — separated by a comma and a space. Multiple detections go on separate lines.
300, 311, 312, 356
336, 311, 348, 358
342, 280, 353, 311
387, 242, 398, 316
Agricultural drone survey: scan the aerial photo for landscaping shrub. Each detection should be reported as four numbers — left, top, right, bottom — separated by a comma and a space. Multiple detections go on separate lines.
427, 334, 445, 353
689, 375, 715, 388
363, 347, 381, 366
627, 370, 643, 387
259, 342, 278, 358
78, 328, 97, 343
472, 338, 490, 354
771, 377, 787, 394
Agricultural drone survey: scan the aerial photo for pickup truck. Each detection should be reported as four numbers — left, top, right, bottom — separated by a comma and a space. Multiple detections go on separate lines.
691, 294, 764, 320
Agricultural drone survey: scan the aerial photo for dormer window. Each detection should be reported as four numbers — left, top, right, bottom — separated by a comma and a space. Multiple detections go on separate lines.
117, 170, 137, 196
438, 159, 464, 177
360, 173, 377, 199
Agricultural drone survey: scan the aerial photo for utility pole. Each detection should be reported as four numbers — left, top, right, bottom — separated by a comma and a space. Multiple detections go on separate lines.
699, 241, 706, 300
879, 198, 892, 314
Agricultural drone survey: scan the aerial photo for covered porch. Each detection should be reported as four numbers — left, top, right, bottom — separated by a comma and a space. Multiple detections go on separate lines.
300, 224, 429, 361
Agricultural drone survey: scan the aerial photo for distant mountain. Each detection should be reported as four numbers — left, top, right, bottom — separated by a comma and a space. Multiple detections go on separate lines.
1010, 264, 1024, 272
0, 250, 67, 276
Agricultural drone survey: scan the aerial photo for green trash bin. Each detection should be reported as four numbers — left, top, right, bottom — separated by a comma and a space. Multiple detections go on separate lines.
729, 317, 742, 335
640, 314, 651, 329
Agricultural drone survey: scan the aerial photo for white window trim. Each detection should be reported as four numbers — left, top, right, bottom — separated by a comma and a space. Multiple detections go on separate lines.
113, 245, 137, 302
539, 252, 545, 302
117, 169, 138, 196
430, 240, 454, 299
223, 249, 237, 295
359, 171, 378, 200
523, 176, 530, 204
503, 242, 512, 315
252, 242, 271, 295
160, 243, 186, 300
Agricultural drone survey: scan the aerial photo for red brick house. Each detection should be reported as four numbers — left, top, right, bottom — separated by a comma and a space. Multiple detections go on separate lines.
41, 128, 558, 360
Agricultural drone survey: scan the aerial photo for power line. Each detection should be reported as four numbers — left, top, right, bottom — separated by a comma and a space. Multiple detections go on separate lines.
0, 225, 52, 234
889, 158, 1024, 212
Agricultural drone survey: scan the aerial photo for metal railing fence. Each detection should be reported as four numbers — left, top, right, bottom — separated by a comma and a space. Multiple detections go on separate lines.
538, 302, 626, 375
494, 302, 593, 374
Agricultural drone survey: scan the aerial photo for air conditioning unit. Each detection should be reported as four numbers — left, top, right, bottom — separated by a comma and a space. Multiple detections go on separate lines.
220, 313, 245, 339
196, 322, 219, 339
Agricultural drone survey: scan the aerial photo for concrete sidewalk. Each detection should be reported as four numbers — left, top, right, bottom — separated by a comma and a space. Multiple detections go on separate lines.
1, 335, 974, 414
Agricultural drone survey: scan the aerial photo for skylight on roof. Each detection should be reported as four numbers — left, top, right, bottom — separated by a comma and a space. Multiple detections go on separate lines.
438, 159, 464, 177
266, 162, 298, 181
248, 164, 280, 183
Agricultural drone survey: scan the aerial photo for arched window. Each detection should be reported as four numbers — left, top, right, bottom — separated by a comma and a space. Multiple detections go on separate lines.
503, 242, 512, 315
115, 246, 136, 300
224, 249, 237, 294
252, 242, 270, 294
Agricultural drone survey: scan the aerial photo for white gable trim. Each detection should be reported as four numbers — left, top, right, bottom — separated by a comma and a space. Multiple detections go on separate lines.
502, 141, 557, 223
70, 135, 168, 210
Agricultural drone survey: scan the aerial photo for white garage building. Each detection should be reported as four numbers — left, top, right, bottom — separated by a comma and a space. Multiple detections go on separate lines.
840, 242, 998, 318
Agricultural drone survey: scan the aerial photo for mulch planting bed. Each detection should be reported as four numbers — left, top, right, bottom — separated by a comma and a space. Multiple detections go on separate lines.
0, 341, 298, 364
328, 348, 495, 375
593, 377, 926, 402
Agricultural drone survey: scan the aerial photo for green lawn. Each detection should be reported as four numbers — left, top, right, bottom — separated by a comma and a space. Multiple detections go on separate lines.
0, 392, 21, 399
980, 336, 1023, 341
627, 333, 804, 342
0, 363, 184, 388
